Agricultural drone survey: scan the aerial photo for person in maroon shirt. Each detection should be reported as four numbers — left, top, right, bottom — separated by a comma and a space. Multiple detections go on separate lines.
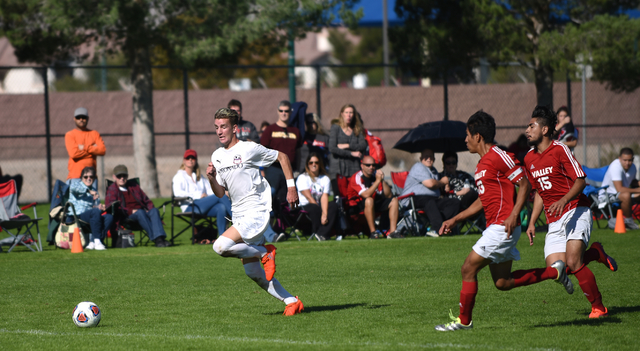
260, 101, 302, 205
104, 165, 172, 248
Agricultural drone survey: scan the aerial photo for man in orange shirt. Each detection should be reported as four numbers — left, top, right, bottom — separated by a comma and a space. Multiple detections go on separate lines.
65, 107, 106, 180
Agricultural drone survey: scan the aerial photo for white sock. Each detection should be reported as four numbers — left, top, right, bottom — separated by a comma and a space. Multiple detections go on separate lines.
243, 261, 295, 304
94, 238, 101, 244
213, 236, 267, 258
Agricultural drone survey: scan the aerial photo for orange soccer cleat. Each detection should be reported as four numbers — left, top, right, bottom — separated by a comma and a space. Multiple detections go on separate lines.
590, 242, 618, 272
283, 297, 304, 316
261, 244, 277, 281
589, 307, 609, 319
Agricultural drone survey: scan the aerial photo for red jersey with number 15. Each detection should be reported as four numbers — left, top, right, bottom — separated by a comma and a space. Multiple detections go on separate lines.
475, 146, 526, 226
524, 141, 590, 223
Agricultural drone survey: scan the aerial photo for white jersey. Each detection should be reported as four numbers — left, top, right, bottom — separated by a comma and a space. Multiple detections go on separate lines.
601, 158, 637, 195
211, 140, 278, 214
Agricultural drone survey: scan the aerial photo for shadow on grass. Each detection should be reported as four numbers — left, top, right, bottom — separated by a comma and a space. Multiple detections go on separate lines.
265, 303, 390, 315
533, 305, 640, 327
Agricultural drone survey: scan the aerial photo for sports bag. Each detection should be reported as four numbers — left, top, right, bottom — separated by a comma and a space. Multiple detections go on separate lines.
364, 129, 386, 167
54, 203, 87, 249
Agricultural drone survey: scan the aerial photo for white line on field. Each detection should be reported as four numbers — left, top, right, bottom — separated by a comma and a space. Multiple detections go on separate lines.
0, 328, 564, 351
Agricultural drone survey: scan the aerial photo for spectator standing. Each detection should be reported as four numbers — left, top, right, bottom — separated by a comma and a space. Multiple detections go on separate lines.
260, 101, 302, 204
297, 113, 330, 174
599, 147, 640, 230
296, 153, 339, 241
105, 165, 173, 247
347, 156, 403, 239
328, 104, 367, 180
65, 107, 106, 180
439, 151, 479, 211
67, 167, 113, 250
401, 149, 460, 237
228, 99, 259, 142
554, 106, 578, 151
172, 149, 232, 238
259, 121, 270, 138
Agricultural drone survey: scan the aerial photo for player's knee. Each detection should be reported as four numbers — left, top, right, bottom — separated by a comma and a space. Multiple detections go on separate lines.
494, 279, 513, 291
212, 236, 235, 257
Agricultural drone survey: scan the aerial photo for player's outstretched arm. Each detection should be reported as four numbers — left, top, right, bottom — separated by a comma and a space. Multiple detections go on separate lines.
504, 177, 531, 237
548, 177, 585, 217
440, 197, 483, 235
277, 151, 299, 209
526, 192, 544, 246
206, 162, 226, 198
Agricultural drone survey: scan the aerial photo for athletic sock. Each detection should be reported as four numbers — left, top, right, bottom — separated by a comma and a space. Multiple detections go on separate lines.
243, 261, 295, 303
512, 267, 557, 287
212, 236, 267, 258
583, 247, 599, 265
572, 265, 605, 311
458, 281, 477, 326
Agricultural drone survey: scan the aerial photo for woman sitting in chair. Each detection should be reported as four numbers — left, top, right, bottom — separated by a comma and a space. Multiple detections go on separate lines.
172, 149, 231, 238
296, 153, 340, 241
68, 167, 113, 250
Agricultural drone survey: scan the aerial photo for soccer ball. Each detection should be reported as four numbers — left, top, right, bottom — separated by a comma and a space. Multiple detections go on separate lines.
72, 301, 101, 328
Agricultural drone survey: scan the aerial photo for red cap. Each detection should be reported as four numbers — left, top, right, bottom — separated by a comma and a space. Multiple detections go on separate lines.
184, 149, 197, 159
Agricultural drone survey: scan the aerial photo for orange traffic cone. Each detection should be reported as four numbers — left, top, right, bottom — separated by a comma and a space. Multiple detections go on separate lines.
614, 209, 626, 234
70, 228, 84, 253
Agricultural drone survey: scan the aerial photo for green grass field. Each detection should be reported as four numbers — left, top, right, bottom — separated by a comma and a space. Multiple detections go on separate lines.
1, 201, 638, 350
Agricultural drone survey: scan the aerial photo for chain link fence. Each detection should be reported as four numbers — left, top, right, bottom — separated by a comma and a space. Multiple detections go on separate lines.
1, 64, 639, 203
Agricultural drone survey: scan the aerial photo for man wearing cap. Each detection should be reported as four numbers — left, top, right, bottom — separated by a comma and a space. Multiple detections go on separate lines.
105, 165, 172, 247
65, 107, 106, 180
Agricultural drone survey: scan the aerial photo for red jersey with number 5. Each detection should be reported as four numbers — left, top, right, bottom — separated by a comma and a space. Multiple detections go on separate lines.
524, 141, 590, 223
475, 146, 526, 226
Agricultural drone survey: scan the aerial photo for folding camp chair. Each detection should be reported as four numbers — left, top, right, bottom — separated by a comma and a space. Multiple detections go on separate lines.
390, 171, 427, 236
334, 174, 387, 238
160, 183, 219, 245
105, 178, 151, 246
0, 179, 42, 252
582, 165, 620, 228
47, 179, 92, 248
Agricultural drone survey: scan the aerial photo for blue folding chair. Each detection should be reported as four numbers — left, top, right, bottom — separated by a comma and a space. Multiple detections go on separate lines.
582, 165, 619, 228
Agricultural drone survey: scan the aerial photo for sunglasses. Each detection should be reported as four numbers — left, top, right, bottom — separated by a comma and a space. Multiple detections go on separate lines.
116, 174, 128, 179
83, 175, 95, 179
75, 116, 88, 120
278, 109, 291, 113
308, 161, 319, 165
444, 161, 457, 166
185, 156, 196, 160
362, 163, 375, 167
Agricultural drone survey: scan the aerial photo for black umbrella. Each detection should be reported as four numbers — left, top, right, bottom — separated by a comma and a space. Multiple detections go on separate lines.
393, 120, 468, 153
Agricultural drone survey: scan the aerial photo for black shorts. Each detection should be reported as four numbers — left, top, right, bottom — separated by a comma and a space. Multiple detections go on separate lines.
355, 196, 392, 213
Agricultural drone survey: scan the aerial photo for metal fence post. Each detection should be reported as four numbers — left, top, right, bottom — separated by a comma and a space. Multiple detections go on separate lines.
315, 64, 322, 119
183, 68, 190, 150
443, 70, 449, 121
288, 36, 296, 103
581, 65, 587, 166
43, 67, 53, 202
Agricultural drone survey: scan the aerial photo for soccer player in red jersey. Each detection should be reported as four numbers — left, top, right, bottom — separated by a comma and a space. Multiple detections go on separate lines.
524, 105, 616, 319
435, 111, 573, 331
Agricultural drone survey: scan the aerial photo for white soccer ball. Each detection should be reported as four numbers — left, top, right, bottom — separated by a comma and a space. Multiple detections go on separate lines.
72, 301, 101, 328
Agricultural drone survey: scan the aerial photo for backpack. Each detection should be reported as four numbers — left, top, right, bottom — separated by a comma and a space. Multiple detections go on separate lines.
364, 129, 386, 167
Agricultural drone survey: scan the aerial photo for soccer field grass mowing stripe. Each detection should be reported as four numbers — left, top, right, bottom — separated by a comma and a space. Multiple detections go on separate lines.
0, 328, 566, 350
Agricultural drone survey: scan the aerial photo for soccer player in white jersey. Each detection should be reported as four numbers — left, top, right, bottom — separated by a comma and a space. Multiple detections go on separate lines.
435, 111, 573, 331
206, 108, 304, 316
525, 105, 617, 319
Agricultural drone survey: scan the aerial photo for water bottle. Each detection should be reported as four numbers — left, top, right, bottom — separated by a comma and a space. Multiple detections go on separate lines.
464, 179, 470, 189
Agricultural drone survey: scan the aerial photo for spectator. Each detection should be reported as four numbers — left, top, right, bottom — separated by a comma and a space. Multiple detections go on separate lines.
105, 164, 173, 247
259, 121, 270, 138
65, 107, 106, 180
400, 148, 460, 237
554, 106, 578, 151
439, 151, 479, 211
260, 100, 302, 204
172, 149, 231, 238
0, 166, 23, 200
347, 156, 403, 239
228, 99, 259, 142
507, 134, 530, 164
328, 104, 367, 180
599, 147, 640, 230
296, 153, 339, 241
67, 166, 113, 250
297, 113, 330, 174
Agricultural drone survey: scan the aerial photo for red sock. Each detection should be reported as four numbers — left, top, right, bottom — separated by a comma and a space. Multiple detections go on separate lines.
583, 247, 599, 265
512, 267, 557, 287
459, 281, 477, 326
572, 265, 605, 311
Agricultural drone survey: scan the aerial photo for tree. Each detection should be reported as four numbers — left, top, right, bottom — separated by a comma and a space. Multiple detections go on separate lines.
0, 0, 359, 196
391, 0, 639, 107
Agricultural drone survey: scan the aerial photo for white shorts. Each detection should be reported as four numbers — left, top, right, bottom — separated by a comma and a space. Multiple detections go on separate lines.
232, 210, 270, 246
544, 206, 592, 258
472, 224, 521, 264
